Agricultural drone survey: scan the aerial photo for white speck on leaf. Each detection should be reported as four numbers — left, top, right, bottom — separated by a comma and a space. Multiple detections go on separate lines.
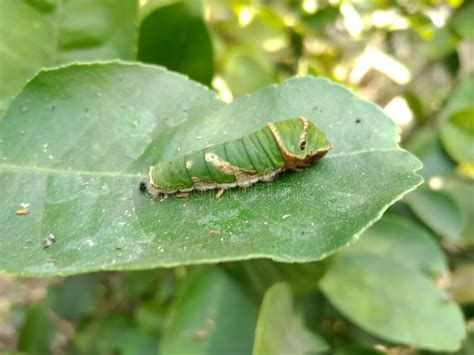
43, 233, 55, 249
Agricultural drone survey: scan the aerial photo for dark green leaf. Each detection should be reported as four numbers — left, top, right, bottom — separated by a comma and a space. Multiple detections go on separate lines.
18, 305, 55, 354
73, 315, 157, 355
224, 259, 330, 298
138, 2, 213, 85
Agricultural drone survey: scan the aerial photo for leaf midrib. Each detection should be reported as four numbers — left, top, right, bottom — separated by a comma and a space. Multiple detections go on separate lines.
0, 148, 403, 178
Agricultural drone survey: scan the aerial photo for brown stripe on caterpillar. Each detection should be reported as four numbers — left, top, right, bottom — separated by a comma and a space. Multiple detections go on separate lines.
204, 152, 257, 179
299, 117, 310, 150
267, 121, 303, 171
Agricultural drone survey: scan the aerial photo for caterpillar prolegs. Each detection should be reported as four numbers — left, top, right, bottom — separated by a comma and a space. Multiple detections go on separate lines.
140, 117, 332, 198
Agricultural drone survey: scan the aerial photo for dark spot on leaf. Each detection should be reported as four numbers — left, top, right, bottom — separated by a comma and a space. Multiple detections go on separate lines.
139, 182, 147, 195
299, 140, 306, 150
355, 118, 361, 124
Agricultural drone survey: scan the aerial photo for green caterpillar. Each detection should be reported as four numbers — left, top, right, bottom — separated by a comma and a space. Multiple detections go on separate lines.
140, 117, 332, 198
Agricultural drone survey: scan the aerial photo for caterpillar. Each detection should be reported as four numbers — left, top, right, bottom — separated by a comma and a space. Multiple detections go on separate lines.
140, 117, 332, 198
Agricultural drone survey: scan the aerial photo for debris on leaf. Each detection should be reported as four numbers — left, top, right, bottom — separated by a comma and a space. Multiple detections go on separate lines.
15, 208, 29, 215
43, 233, 56, 249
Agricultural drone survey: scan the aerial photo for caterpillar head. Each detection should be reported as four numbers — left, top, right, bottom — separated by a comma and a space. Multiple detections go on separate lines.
270, 117, 332, 169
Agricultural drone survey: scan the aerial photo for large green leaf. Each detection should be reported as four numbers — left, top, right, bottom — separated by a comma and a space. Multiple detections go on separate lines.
347, 215, 447, 277
253, 282, 328, 355
161, 267, 257, 355
138, 2, 213, 85
0, 62, 422, 276
320, 252, 465, 351
0, 0, 138, 118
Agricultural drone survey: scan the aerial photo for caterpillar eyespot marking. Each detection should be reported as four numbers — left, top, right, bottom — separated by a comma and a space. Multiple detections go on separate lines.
141, 117, 332, 199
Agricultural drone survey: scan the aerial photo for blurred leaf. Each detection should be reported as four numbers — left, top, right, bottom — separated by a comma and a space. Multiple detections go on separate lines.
120, 269, 171, 299
455, 328, 474, 355
334, 345, 384, 355
425, 27, 458, 60
0, 0, 138, 118
406, 186, 463, 241
138, 2, 213, 85
139, 0, 177, 20
441, 76, 474, 116
47, 274, 102, 322
320, 252, 466, 351
450, 2, 474, 40
55, 0, 138, 64
441, 108, 474, 164
403, 91, 427, 125
135, 300, 167, 333
439, 76, 474, 163
300, 6, 340, 35
253, 282, 328, 355
406, 128, 455, 178
73, 315, 157, 355
449, 264, 474, 305
0, 0, 58, 118
225, 259, 330, 298
458, 161, 474, 179
347, 215, 447, 277
408, 12, 434, 40
0, 62, 422, 276
18, 305, 55, 355
221, 49, 277, 97
161, 267, 257, 355
443, 176, 474, 246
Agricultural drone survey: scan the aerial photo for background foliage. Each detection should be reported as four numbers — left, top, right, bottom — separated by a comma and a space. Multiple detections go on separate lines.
0, 0, 473, 354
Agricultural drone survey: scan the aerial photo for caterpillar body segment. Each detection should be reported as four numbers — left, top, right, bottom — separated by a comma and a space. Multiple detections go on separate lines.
142, 117, 332, 198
